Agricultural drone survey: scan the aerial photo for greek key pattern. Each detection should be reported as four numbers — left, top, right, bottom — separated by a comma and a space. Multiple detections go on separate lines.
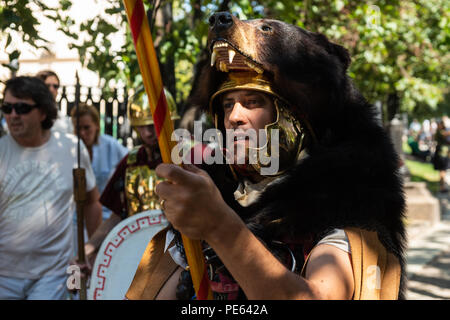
92, 213, 166, 300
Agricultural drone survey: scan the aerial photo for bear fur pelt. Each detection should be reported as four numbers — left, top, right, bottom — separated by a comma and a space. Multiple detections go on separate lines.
184, 13, 407, 299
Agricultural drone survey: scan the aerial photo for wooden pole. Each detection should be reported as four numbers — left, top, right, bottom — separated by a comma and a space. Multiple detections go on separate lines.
122, 0, 212, 299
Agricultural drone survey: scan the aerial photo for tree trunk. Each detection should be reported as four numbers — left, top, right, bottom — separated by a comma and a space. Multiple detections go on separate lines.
387, 90, 400, 122
151, 1, 176, 101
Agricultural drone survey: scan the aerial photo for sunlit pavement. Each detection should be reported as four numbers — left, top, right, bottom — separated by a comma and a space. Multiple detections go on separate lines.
405, 193, 450, 300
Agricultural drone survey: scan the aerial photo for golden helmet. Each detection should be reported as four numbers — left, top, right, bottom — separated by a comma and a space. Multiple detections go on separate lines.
128, 87, 179, 127
209, 72, 288, 116
209, 71, 307, 176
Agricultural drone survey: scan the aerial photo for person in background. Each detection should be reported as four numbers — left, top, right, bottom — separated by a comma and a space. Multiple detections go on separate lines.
409, 118, 421, 136
36, 70, 73, 134
0, 76, 102, 300
70, 103, 128, 221
432, 119, 450, 193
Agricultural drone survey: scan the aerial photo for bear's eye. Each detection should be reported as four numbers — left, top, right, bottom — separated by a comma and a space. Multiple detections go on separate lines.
260, 25, 272, 32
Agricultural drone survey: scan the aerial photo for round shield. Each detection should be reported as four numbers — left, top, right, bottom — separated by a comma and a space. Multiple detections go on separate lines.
87, 210, 168, 300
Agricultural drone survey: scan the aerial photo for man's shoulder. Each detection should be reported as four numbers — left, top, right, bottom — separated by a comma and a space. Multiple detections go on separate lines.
0, 134, 8, 144
0, 134, 16, 149
127, 145, 143, 165
0, 134, 10, 152
51, 130, 78, 145
99, 134, 127, 151
50, 131, 91, 160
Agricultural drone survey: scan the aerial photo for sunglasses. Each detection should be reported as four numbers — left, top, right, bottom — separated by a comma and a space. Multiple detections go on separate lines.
1, 102, 39, 115
47, 84, 59, 89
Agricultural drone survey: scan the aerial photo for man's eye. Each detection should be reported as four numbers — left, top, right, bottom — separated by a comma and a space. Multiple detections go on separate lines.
222, 102, 233, 109
246, 99, 259, 106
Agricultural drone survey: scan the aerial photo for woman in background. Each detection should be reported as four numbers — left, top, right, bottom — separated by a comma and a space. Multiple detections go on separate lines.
432, 119, 450, 193
70, 103, 129, 218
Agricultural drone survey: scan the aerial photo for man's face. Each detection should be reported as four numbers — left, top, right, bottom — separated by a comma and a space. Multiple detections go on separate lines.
135, 124, 158, 147
44, 75, 60, 100
2, 90, 46, 142
221, 90, 275, 163
72, 114, 99, 148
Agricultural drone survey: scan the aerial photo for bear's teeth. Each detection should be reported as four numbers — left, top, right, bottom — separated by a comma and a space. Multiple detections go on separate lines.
211, 50, 217, 67
213, 42, 228, 49
228, 49, 236, 64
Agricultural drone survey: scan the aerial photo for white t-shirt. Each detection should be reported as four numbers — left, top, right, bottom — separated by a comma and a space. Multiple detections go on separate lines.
0, 131, 96, 279
52, 112, 73, 135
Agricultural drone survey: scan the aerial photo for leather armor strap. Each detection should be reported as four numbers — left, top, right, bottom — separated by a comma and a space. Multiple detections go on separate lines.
126, 227, 178, 300
345, 227, 401, 300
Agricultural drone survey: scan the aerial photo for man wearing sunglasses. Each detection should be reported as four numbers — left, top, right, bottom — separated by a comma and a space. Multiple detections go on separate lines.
0, 76, 102, 300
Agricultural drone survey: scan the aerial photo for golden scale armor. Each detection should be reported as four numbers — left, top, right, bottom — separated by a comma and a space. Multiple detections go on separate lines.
125, 87, 179, 216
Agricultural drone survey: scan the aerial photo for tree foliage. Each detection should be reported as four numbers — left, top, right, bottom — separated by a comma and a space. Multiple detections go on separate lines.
1, 0, 449, 120
0, 0, 54, 73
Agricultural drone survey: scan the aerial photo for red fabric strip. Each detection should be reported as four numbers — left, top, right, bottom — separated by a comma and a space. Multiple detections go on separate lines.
130, 0, 145, 44
197, 266, 211, 300
153, 90, 167, 137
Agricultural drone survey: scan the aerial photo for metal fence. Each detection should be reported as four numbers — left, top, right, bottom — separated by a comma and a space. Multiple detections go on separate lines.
58, 83, 133, 147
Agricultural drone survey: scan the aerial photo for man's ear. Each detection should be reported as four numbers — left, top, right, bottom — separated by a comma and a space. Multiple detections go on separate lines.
38, 108, 47, 124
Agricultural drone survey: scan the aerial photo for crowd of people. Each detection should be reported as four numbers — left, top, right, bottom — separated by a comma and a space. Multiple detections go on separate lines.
0, 68, 191, 300
407, 117, 450, 192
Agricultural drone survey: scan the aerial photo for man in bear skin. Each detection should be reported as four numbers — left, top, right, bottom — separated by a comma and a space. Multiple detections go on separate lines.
126, 12, 406, 300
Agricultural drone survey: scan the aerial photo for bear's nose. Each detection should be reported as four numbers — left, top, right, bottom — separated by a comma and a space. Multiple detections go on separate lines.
209, 12, 233, 32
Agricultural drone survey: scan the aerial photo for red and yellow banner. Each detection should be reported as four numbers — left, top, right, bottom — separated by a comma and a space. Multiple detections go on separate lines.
123, 0, 212, 300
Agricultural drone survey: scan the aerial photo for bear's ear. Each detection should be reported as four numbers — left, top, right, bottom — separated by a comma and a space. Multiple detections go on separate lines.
330, 42, 351, 71
314, 33, 351, 71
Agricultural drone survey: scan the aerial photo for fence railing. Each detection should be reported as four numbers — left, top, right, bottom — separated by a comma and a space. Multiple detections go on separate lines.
58, 84, 133, 147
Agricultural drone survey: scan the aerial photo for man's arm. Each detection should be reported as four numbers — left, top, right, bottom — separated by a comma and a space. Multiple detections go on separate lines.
207, 216, 354, 299
84, 186, 103, 237
70, 212, 122, 277
85, 213, 122, 258
155, 163, 354, 300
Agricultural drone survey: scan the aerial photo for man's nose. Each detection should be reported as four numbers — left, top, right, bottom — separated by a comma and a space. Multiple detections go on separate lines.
142, 126, 155, 138
209, 12, 233, 33
228, 103, 245, 126
9, 108, 20, 118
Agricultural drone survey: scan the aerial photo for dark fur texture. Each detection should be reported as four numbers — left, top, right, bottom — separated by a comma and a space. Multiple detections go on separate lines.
190, 14, 407, 299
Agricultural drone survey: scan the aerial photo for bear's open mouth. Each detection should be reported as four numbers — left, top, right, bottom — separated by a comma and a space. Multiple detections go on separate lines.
210, 39, 264, 74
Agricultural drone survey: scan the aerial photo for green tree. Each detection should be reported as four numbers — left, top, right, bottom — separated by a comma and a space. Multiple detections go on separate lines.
258, 0, 449, 121
0, 0, 56, 75
2, 0, 449, 122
